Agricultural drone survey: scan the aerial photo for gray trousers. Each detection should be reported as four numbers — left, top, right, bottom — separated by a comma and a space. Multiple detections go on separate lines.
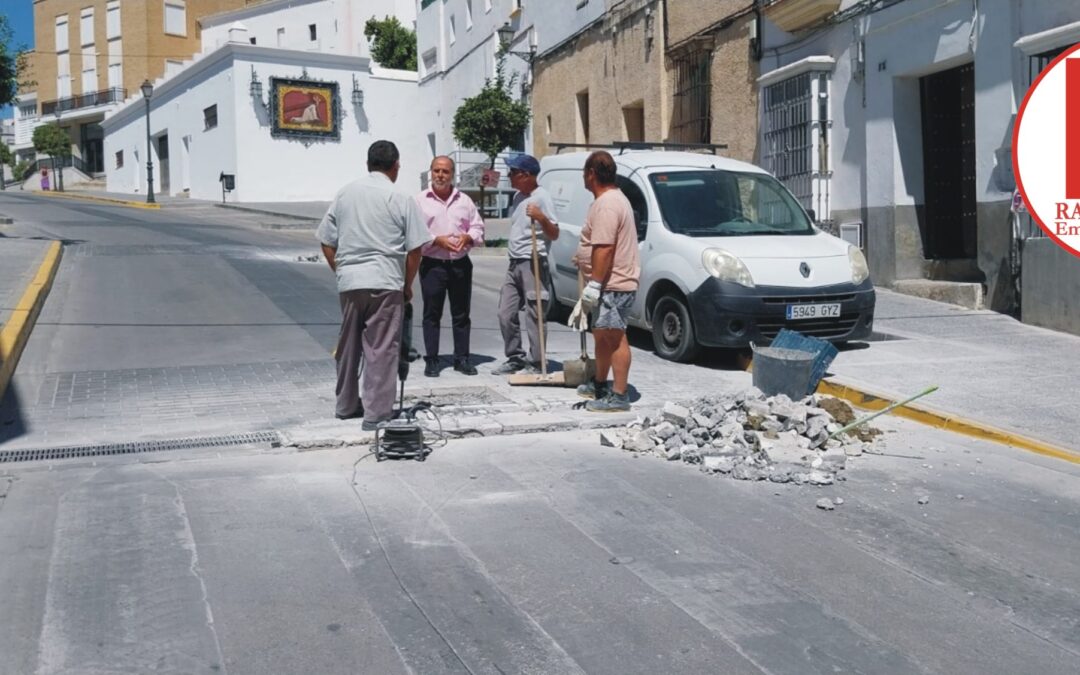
499, 258, 549, 363
335, 289, 403, 422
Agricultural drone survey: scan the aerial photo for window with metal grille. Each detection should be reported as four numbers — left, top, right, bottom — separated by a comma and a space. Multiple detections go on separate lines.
761, 70, 831, 222
671, 48, 711, 144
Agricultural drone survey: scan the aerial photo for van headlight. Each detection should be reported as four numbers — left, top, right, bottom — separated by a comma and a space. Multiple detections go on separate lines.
848, 245, 870, 285
702, 248, 754, 288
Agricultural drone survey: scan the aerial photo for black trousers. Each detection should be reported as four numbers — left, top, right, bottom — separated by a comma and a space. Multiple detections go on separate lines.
420, 256, 473, 360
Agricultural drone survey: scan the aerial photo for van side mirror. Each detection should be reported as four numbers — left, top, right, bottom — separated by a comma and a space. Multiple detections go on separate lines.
806, 208, 816, 223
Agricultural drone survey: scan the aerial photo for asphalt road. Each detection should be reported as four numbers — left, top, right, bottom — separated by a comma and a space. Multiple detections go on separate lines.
1, 193, 1079, 674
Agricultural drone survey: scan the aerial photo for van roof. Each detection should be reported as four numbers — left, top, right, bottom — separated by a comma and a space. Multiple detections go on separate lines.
539, 150, 770, 176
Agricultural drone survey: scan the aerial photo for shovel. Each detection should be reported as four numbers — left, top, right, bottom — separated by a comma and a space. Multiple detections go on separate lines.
561, 271, 595, 388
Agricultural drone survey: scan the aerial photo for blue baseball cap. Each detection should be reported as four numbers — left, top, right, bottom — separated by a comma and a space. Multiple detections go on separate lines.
506, 153, 541, 175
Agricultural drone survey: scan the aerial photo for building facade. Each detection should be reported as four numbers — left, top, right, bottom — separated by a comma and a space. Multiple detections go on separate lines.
757, 0, 1080, 325
18, 0, 256, 182
528, 0, 759, 162
101, 7, 428, 202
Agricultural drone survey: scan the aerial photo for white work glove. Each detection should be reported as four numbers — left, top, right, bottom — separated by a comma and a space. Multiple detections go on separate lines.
580, 280, 602, 312
567, 298, 589, 332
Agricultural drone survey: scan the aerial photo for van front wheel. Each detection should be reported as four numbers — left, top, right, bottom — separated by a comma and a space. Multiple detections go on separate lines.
651, 295, 700, 362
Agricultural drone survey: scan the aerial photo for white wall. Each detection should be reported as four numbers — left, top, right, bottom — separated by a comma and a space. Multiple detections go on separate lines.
231, 55, 430, 201
102, 43, 430, 202
201, 0, 417, 58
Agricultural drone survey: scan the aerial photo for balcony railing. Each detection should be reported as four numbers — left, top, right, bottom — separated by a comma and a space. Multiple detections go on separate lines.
41, 87, 127, 116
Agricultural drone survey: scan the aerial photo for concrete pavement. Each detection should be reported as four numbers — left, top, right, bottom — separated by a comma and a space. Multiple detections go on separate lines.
2, 418, 1079, 674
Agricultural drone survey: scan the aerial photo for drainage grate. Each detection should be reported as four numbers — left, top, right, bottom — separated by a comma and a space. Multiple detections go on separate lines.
0, 431, 281, 464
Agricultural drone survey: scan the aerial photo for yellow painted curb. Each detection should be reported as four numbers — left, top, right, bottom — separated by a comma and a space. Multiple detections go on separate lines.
0, 241, 63, 401
816, 379, 1080, 465
37, 190, 161, 210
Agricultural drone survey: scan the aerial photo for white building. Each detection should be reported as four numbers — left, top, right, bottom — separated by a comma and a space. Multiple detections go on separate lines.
200, 0, 415, 57
101, 1, 429, 202
415, 0, 603, 193
757, 0, 1080, 326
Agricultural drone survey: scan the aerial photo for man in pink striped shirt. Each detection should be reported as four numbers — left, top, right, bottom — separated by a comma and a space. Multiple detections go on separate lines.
414, 155, 485, 377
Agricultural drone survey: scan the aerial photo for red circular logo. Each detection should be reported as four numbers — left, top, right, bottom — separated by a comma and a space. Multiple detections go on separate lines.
1013, 42, 1080, 259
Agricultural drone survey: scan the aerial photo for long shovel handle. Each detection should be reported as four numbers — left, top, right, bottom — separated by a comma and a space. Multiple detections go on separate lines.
825, 385, 939, 443
578, 270, 588, 357
530, 219, 548, 376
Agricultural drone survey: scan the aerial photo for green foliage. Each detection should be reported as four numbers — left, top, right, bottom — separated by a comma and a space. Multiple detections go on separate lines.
364, 16, 417, 71
13, 160, 31, 182
452, 58, 531, 167
33, 124, 71, 158
0, 142, 11, 167
0, 15, 33, 108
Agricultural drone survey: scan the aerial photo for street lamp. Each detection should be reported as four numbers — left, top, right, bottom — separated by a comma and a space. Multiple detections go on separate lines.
141, 79, 155, 204
52, 107, 65, 192
496, 22, 536, 64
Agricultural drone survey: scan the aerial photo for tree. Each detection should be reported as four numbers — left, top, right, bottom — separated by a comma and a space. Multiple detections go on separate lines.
0, 142, 11, 190
0, 15, 33, 109
33, 124, 70, 191
452, 58, 531, 169
364, 16, 417, 71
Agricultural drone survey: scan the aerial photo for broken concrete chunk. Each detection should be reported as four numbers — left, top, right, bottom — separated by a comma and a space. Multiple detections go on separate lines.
732, 464, 766, 481
816, 498, 836, 510
807, 470, 834, 485
623, 431, 656, 453
692, 413, 712, 429
665, 447, 682, 461
917, 495, 930, 505
662, 401, 691, 426
653, 421, 678, 440
745, 400, 770, 418
664, 435, 683, 451
600, 430, 624, 448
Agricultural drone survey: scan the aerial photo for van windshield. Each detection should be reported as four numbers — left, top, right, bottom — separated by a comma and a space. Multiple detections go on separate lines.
648, 170, 814, 237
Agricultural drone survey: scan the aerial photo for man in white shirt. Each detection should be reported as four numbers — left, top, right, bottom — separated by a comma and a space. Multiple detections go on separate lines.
316, 140, 432, 429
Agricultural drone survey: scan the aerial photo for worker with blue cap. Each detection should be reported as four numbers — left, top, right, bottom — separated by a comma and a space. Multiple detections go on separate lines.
492, 153, 561, 374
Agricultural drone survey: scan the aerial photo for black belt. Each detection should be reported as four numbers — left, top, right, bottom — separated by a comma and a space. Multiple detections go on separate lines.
422, 256, 470, 265
509, 257, 546, 264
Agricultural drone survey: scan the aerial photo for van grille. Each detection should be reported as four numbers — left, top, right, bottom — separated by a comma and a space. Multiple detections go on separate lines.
758, 313, 860, 341
761, 292, 857, 305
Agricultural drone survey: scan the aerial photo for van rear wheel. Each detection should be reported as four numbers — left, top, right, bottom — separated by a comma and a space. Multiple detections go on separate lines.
652, 295, 700, 362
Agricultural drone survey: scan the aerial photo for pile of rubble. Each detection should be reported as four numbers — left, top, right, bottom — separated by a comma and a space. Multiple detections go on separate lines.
600, 388, 880, 486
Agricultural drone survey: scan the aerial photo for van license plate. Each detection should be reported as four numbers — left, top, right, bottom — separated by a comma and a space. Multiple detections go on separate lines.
786, 303, 841, 320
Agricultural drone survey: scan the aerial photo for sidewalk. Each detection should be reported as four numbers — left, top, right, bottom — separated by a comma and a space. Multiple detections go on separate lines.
824, 289, 1079, 452
0, 238, 51, 331
33, 186, 211, 209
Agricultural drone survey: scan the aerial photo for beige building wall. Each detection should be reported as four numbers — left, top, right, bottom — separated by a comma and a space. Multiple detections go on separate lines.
31, 0, 252, 112
663, 0, 759, 163
531, 1, 667, 158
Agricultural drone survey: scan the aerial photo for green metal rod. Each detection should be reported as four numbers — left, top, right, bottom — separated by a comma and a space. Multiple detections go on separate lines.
825, 385, 940, 443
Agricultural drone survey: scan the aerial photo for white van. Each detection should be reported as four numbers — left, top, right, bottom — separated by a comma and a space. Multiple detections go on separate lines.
539, 149, 875, 362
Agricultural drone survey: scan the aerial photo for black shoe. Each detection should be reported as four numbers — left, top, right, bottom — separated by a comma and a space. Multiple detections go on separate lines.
335, 403, 364, 420
492, 358, 527, 375
453, 358, 478, 375
424, 358, 440, 377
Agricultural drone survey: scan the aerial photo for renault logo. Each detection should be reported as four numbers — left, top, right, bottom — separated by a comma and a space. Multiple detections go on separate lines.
799, 262, 811, 278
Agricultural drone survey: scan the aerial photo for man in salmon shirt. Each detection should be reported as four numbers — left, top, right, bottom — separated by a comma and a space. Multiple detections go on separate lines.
573, 151, 641, 412
414, 155, 485, 377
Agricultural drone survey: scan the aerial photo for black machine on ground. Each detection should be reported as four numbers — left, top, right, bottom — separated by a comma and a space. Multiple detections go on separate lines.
374, 303, 431, 462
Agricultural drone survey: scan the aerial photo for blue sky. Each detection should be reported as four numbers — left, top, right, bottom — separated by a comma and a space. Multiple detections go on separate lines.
1, 0, 35, 120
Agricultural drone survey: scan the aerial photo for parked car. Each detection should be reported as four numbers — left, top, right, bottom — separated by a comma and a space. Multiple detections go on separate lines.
539, 150, 875, 362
